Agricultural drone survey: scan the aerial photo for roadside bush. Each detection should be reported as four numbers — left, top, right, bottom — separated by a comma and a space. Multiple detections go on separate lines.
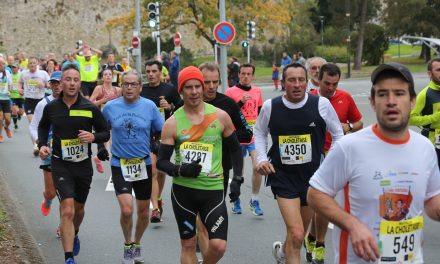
314, 45, 349, 63
351, 23, 388, 65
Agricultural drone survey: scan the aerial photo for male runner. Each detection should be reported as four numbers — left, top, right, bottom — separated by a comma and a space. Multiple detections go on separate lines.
254, 63, 343, 264
308, 62, 440, 264
38, 64, 110, 264
305, 57, 327, 92
9, 63, 24, 130
0, 56, 12, 142
225, 63, 264, 215
307, 63, 363, 263
157, 66, 243, 264
103, 70, 164, 263
140, 59, 182, 223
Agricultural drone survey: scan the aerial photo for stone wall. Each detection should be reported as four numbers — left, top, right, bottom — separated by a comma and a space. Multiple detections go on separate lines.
0, 0, 213, 59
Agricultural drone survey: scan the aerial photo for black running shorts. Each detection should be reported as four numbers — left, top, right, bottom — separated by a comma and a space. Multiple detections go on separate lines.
51, 157, 93, 204
0, 100, 11, 113
171, 184, 228, 240
111, 165, 152, 201
80, 81, 97, 97
270, 169, 310, 207
11, 98, 24, 108
24, 98, 41, 115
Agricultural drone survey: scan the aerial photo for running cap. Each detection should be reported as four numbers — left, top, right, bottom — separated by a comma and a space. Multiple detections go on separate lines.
50, 71, 62, 81
371, 62, 414, 88
178, 66, 204, 93
11, 62, 19, 68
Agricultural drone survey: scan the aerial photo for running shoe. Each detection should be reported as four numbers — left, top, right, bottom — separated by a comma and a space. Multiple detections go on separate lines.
249, 199, 264, 216
40, 199, 52, 216
122, 244, 134, 264
231, 198, 242, 214
14, 124, 18, 131
312, 246, 325, 264
93, 156, 104, 173
65, 258, 76, 264
150, 208, 161, 223
73, 235, 80, 256
304, 236, 316, 263
132, 243, 144, 263
158, 198, 163, 216
56, 225, 61, 238
0, 135, 4, 143
5, 127, 12, 138
272, 241, 285, 264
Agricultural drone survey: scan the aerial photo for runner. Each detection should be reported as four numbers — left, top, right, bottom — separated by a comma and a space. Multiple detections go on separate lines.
307, 63, 363, 263
102, 52, 124, 87
305, 57, 327, 92
0, 56, 12, 142
9, 63, 24, 131
308, 62, 440, 264
225, 63, 264, 215
29, 71, 62, 239
102, 70, 164, 264
198, 62, 252, 256
18, 56, 50, 154
253, 63, 343, 264
140, 59, 182, 223
157, 66, 243, 264
70, 43, 103, 99
410, 58, 440, 168
38, 64, 110, 264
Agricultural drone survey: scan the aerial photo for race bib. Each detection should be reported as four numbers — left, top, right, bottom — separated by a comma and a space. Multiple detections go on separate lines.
158, 107, 165, 121
120, 158, 148, 182
278, 134, 312, 165
61, 138, 88, 162
379, 216, 423, 263
246, 118, 256, 132
26, 79, 40, 96
0, 83, 8, 95
180, 142, 213, 174
112, 73, 118, 83
84, 64, 93, 72
434, 129, 440, 149
12, 82, 18, 91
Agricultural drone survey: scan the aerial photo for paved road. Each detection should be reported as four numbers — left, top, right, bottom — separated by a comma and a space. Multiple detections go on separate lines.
0, 74, 439, 263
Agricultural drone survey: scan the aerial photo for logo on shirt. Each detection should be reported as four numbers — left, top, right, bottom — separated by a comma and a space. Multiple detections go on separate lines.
308, 122, 316, 127
373, 171, 383, 180
121, 118, 137, 139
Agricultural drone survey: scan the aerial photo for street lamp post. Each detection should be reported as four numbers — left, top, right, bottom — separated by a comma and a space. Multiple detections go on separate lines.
346, 10, 351, 78
319, 16, 324, 45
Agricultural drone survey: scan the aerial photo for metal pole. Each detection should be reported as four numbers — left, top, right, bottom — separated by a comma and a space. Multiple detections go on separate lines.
219, 0, 228, 93
156, 1, 161, 57
346, 1, 351, 78
398, 36, 401, 58
214, 44, 218, 64
320, 16, 324, 46
247, 42, 251, 63
135, 0, 142, 74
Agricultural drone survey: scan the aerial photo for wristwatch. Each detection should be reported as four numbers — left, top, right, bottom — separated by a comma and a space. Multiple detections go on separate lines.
348, 123, 353, 132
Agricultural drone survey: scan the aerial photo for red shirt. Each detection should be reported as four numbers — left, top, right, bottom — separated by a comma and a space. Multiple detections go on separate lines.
310, 89, 362, 151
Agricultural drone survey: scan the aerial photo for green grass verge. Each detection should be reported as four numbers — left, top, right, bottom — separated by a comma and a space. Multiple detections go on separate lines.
0, 209, 7, 240
385, 44, 421, 57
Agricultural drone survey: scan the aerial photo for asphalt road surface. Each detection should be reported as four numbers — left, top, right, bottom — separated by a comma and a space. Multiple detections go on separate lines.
1, 73, 439, 263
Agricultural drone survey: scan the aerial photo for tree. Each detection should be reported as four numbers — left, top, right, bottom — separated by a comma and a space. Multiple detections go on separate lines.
352, 23, 388, 65
353, 0, 368, 69
106, 0, 291, 51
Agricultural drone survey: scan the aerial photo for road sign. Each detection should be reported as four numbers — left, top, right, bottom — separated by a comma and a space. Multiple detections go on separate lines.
213, 22, 236, 45
174, 32, 182, 46
132, 37, 140, 49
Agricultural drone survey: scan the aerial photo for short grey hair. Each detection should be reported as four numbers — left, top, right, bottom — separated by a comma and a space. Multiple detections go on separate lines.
305, 57, 327, 70
122, 69, 142, 84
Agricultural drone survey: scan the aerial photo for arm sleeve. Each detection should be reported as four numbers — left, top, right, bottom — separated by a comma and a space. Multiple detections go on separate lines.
170, 86, 183, 107
37, 105, 51, 148
157, 143, 179, 177
224, 132, 243, 177
29, 101, 45, 141
410, 88, 440, 126
92, 108, 110, 143
254, 99, 272, 164
228, 101, 253, 143
309, 140, 349, 197
319, 97, 344, 148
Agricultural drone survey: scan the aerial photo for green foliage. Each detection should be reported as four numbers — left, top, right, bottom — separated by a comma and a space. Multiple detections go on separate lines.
314, 45, 349, 63
323, 26, 347, 46
140, 37, 193, 67
0, 209, 7, 241
351, 23, 388, 65
385, 44, 421, 57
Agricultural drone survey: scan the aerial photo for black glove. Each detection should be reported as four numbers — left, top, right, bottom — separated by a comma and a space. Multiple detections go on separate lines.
229, 176, 243, 202
151, 139, 160, 155
177, 158, 202, 178
97, 143, 109, 161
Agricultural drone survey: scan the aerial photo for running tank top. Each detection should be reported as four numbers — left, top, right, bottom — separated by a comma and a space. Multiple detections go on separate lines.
173, 102, 223, 190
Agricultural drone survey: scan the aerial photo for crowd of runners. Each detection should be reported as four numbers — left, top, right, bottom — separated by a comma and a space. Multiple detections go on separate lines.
1, 45, 440, 264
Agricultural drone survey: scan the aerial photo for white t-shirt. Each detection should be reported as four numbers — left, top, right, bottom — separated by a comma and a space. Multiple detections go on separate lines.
310, 125, 440, 264
0, 70, 12, 100
306, 79, 319, 93
29, 95, 54, 141
19, 70, 49, 99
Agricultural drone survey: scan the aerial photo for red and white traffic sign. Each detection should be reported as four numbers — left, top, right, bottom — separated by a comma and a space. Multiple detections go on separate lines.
213, 22, 236, 45
174, 33, 182, 46
132, 37, 140, 49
